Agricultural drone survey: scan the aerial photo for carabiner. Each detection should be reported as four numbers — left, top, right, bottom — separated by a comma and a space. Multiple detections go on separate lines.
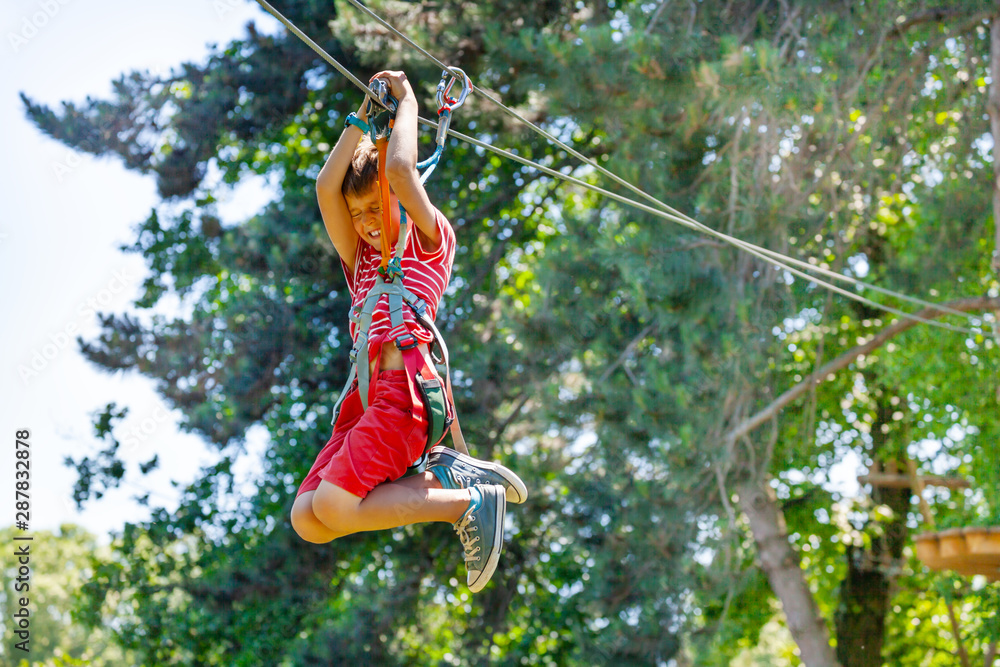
436, 67, 472, 113
365, 78, 398, 116
365, 78, 398, 141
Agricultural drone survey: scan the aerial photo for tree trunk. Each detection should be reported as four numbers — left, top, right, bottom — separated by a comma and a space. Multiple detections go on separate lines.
834, 477, 910, 667
738, 480, 841, 667
990, 10, 1000, 275
835, 542, 892, 667
833, 392, 911, 667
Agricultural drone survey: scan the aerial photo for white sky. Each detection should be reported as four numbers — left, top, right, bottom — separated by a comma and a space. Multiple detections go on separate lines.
0, 0, 283, 539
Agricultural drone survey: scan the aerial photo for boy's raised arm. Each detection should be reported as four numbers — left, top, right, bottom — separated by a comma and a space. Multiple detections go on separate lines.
316, 100, 367, 274
374, 70, 441, 251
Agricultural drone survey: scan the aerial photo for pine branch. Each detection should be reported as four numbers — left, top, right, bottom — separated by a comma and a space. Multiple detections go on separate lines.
644, 0, 672, 35
990, 14, 1000, 274
485, 391, 532, 452
599, 323, 657, 383
888, 7, 995, 40
945, 596, 972, 667
984, 642, 998, 667
729, 296, 1000, 442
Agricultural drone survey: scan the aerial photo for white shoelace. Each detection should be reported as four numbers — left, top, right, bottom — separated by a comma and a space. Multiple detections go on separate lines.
455, 515, 481, 564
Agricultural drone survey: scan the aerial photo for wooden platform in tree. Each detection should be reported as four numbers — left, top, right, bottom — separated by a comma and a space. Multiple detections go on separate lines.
914, 527, 1000, 581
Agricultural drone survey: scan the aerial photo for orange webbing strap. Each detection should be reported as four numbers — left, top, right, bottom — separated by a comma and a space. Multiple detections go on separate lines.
375, 135, 393, 269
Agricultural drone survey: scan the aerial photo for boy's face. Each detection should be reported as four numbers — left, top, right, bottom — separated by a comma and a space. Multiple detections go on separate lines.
345, 187, 401, 251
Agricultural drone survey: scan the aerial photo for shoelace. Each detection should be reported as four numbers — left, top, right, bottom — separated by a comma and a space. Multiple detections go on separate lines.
455, 515, 481, 563
457, 462, 500, 488
453, 469, 472, 487
432, 458, 503, 494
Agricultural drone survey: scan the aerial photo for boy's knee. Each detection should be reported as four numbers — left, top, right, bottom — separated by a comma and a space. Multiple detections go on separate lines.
291, 493, 338, 544
312, 482, 360, 534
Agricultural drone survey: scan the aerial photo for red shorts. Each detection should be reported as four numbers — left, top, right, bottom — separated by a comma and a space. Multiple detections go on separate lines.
297, 370, 428, 499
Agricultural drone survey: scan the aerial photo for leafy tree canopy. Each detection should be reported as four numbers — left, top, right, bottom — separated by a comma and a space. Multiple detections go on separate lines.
26, 0, 1000, 664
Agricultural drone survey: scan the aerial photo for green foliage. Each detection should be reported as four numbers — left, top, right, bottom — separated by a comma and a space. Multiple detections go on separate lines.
25, 0, 1000, 664
0, 525, 134, 666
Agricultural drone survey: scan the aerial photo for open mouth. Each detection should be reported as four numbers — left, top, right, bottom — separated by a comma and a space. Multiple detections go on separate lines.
368, 230, 381, 240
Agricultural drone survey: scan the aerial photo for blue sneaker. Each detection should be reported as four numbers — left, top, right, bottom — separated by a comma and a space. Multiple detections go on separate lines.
428, 446, 528, 504
455, 485, 506, 592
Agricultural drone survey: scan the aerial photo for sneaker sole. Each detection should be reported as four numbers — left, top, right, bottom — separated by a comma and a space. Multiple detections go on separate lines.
429, 446, 528, 504
468, 488, 506, 593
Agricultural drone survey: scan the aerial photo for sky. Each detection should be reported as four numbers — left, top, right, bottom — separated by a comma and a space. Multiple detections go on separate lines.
0, 0, 282, 539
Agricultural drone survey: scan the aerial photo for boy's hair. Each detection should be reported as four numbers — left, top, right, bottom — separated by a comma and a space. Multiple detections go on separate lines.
342, 137, 379, 199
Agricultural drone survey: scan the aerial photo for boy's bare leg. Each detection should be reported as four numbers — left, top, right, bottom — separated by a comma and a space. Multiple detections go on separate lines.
309, 472, 472, 537
291, 491, 341, 544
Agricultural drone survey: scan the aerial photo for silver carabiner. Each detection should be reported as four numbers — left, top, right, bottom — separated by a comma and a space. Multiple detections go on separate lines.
435, 67, 472, 113
365, 78, 398, 141
366, 78, 398, 114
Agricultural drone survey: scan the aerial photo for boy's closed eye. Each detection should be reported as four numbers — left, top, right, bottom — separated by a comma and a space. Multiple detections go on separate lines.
351, 206, 381, 217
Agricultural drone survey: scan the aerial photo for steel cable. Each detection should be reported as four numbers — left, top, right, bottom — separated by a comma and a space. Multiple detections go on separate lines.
252, 0, 990, 335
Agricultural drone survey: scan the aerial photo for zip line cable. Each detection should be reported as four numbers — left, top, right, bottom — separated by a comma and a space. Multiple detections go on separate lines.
341, 0, 983, 327
441, 123, 987, 335
255, 0, 983, 335
436, 126, 982, 335
251, 0, 990, 336
254, 0, 389, 112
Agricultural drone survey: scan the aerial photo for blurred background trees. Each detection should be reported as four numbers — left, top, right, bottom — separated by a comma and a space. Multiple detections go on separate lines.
21, 0, 1000, 664
0, 525, 134, 667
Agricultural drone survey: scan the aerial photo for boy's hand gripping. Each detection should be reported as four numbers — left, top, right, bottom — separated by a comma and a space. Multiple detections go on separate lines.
364, 78, 397, 142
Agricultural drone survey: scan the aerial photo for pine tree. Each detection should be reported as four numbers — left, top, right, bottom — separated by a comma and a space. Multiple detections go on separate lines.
26, 0, 1000, 664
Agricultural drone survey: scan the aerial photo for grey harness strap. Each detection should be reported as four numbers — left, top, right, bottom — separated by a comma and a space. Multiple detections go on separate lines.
331, 276, 427, 424
410, 304, 470, 456
329, 264, 470, 457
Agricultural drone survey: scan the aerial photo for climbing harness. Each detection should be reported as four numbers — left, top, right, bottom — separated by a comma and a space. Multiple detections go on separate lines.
330, 69, 473, 475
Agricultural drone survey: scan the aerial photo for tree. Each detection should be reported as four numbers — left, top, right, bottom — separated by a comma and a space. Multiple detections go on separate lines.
0, 525, 134, 667
25, 0, 1000, 664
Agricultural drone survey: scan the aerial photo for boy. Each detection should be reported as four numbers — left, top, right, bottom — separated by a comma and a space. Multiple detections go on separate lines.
290, 69, 527, 592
